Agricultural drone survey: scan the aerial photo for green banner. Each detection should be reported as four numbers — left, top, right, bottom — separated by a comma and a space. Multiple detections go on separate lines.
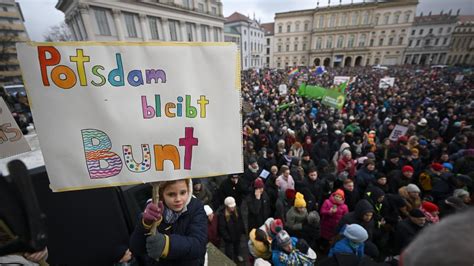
321, 89, 345, 110
297, 83, 327, 100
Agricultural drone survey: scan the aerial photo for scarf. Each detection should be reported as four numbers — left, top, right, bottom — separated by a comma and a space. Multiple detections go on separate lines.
163, 205, 187, 224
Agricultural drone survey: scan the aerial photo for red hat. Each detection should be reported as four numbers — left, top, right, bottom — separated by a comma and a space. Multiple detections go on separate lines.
270, 219, 284, 234
398, 135, 408, 143
402, 165, 414, 173
431, 163, 443, 172
333, 189, 345, 200
285, 189, 296, 200
422, 201, 439, 213
253, 178, 264, 189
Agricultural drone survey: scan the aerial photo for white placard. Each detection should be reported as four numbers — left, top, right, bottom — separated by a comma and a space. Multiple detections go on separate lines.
17, 42, 243, 192
455, 75, 464, 83
334, 76, 350, 85
279, 84, 288, 95
259, 169, 270, 179
379, 77, 395, 89
0, 98, 31, 159
389, 125, 408, 142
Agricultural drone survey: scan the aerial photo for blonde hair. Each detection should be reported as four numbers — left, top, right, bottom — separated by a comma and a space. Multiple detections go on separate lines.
158, 179, 190, 199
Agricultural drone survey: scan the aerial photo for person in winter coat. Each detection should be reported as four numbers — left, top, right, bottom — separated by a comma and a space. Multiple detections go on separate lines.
204, 205, 220, 247
369, 172, 390, 194
342, 179, 360, 212
192, 179, 212, 206
432, 173, 471, 204
336, 199, 375, 241
246, 178, 272, 232
398, 184, 421, 212
272, 230, 316, 266
363, 186, 385, 226
275, 188, 296, 223
301, 152, 316, 176
243, 158, 262, 187
394, 209, 426, 254
420, 201, 440, 224
248, 228, 271, 261
329, 224, 368, 258
218, 196, 245, 263
320, 189, 349, 243
382, 194, 408, 227
311, 136, 332, 163
337, 150, 357, 179
216, 174, 248, 208
304, 168, 324, 211
285, 192, 308, 238
418, 163, 443, 194
453, 188, 471, 204
389, 165, 414, 194
259, 217, 284, 242
276, 165, 295, 192
355, 159, 377, 193
130, 179, 207, 266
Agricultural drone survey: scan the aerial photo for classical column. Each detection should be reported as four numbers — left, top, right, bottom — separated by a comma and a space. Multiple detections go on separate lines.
180, 20, 187, 41
196, 24, 202, 42
161, 18, 170, 41
205, 0, 211, 14
139, 14, 149, 41
78, 3, 95, 41
112, 9, 125, 41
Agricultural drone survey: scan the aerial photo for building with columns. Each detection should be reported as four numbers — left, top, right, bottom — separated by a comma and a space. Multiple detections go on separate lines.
405, 11, 458, 65
261, 22, 274, 68
273, 0, 418, 68
224, 12, 265, 70
56, 0, 224, 43
448, 15, 474, 65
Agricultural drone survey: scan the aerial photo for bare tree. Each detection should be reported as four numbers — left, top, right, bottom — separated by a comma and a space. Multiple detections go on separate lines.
43, 22, 72, 42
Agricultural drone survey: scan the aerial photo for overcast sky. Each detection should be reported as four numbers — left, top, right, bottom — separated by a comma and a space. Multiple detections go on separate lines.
17, 0, 474, 41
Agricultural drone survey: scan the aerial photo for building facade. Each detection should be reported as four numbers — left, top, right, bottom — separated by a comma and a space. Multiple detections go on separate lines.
448, 15, 474, 65
405, 11, 458, 65
273, 0, 418, 68
261, 22, 274, 68
0, 0, 28, 85
56, 0, 225, 43
224, 12, 265, 70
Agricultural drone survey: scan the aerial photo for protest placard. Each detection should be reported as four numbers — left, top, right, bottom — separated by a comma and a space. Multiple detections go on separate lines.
455, 75, 464, 83
321, 89, 345, 110
0, 98, 31, 159
389, 125, 408, 142
17, 42, 242, 191
279, 84, 288, 95
379, 77, 395, 89
334, 76, 350, 85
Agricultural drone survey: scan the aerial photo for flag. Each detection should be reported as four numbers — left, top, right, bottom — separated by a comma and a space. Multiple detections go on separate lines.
298, 83, 328, 100
322, 89, 346, 110
315, 66, 326, 75
288, 68, 299, 76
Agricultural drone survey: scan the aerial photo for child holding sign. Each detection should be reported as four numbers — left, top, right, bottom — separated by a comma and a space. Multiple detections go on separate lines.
130, 179, 207, 265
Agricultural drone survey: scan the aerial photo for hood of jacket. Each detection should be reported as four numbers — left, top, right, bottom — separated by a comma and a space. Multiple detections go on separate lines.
354, 199, 374, 220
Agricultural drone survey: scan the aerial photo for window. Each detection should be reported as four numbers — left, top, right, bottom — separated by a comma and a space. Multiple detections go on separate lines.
348, 35, 355, 48
198, 3, 204, 12
304, 23, 308, 31
213, 27, 219, 41
429, 28, 433, 34
2, 7, 7, 12
316, 37, 322, 49
330, 14, 336, 27
375, 15, 380, 25
341, 14, 347, 26
438, 27, 443, 34
266, 48, 270, 54
352, 12, 359, 25
266, 38, 270, 45
286, 45, 289, 51
124, 12, 138, 38
201, 25, 208, 41
211, 7, 217, 15
370, 39, 374, 46
383, 14, 390, 25
447, 27, 452, 33
148, 16, 160, 40
303, 43, 306, 50
319, 15, 324, 28
337, 35, 344, 48
294, 44, 298, 51
186, 23, 193, 41
404, 12, 410, 23
278, 25, 282, 33
434, 38, 439, 45
94, 8, 111, 36
394, 13, 400, 24
411, 30, 415, 35
295, 24, 300, 31
419, 29, 423, 35
388, 37, 393, 45
408, 40, 413, 47
416, 40, 420, 46
327, 36, 333, 48
182, 0, 191, 8
169, 20, 178, 41
359, 34, 366, 47
379, 38, 384, 46
243, 29, 246, 35
425, 39, 430, 46
278, 45, 281, 52
443, 38, 448, 45
398, 37, 403, 45
363, 12, 369, 24
287, 24, 291, 32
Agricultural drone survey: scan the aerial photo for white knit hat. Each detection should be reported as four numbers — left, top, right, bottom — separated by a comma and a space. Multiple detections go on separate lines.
343, 224, 368, 243
204, 205, 213, 216
224, 196, 236, 208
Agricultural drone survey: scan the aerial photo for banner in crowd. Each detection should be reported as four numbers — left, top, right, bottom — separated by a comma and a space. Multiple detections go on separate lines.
455, 75, 464, 83
389, 125, 409, 141
279, 84, 288, 95
334, 76, 350, 85
321, 89, 345, 110
379, 77, 395, 89
0, 98, 31, 159
17, 42, 242, 192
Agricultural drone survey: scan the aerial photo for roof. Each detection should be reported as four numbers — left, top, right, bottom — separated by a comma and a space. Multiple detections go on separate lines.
225, 12, 250, 23
458, 15, 474, 23
261, 23, 274, 35
414, 14, 458, 25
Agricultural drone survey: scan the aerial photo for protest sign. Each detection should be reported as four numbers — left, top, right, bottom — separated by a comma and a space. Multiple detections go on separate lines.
389, 125, 408, 142
17, 42, 242, 192
334, 76, 350, 85
279, 84, 288, 95
455, 75, 464, 83
321, 89, 345, 110
0, 98, 31, 159
379, 77, 395, 89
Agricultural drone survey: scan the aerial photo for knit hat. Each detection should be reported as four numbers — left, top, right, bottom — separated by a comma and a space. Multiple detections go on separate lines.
398, 135, 408, 143
445, 196, 467, 210
454, 174, 472, 185
453, 189, 469, 199
192, 178, 202, 185
431, 163, 443, 172
411, 148, 419, 155
366, 152, 376, 160
276, 230, 292, 247
294, 192, 307, 208
224, 196, 236, 208
442, 163, 453, 171
285, 189, 297, 200
307, 211, 321, 224
422, 201, 439, 213
376, 172, 387, 180
389, 152, 400, 159
270, 219, 284, 234
204, 205, 213, 216
333, 189, 345, 200
343, 224, 368, 243
402, 165, 414, 173
254, 177, 264, 189
418, 118, 428, 126
419, 139, 428, 146
410, 208, 425, 218
406, 184, 421, 193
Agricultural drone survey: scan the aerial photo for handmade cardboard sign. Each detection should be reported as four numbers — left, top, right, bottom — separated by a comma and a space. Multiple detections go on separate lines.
0, 98, 31, 159
17, 42, 243, 192
333, 76, 350, 85
379, 77, 395, 89
389, 125, 408, 142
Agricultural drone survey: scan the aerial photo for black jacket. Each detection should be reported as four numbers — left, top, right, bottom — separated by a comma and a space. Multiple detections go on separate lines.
336, 199, 375, 240
218, 208, 244, 243
394, 218, 424, 254
245, 191, 271, 231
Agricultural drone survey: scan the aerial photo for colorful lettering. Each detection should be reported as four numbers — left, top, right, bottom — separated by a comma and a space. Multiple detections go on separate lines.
38, 46, 60, 86
186, 95, 197, 118
179, 127, 198, 170
127, 69, 144, 87
197, 95, 209, 118
69, 49, 90, 86
154, 144, 180, 171
145, 69, 166, 84
141, 96, 155, 119
123, 144, 151, 173
107, 53, 124, 87
91, 65, 106, 86
165, 103, 175, 118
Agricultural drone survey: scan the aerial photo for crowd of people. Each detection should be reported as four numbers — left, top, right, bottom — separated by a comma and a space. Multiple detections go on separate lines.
194, 65, 473, 265
0, 87, 32, 134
